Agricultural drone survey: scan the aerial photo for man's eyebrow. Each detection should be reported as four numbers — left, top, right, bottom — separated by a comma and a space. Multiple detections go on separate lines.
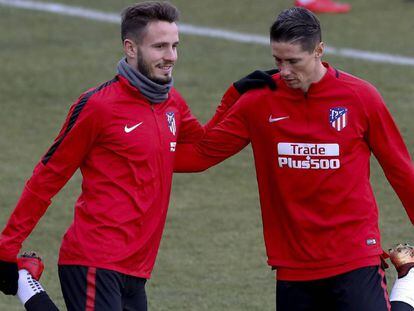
151, 40, 180, 46
273, 55, 301, 61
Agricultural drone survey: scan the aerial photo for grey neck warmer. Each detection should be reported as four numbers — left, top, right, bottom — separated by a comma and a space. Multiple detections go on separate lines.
117, 58, 173, 103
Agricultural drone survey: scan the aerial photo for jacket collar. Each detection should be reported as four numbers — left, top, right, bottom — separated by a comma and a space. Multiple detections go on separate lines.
117, 74, 171, 104
278, 62, 339, 96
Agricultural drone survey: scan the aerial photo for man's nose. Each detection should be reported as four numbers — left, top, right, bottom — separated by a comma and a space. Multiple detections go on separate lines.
164, 47, 177, 62
279, 63, 291, 76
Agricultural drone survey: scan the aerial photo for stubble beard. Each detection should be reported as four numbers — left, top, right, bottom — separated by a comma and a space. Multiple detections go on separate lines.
137, 51, 172, 85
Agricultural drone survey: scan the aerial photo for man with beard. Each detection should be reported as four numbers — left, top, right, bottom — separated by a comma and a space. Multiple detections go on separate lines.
0, 2, 275, 310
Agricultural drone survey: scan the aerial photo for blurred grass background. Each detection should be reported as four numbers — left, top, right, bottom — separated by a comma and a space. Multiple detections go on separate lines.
1, 0, 414, 310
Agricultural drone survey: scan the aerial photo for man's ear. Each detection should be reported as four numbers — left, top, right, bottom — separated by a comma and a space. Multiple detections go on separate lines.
315, 42, 325, 58
123, 39, 138, 59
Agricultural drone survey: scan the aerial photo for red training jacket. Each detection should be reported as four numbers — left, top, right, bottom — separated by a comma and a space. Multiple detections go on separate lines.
0, 75, 208, 278
174, 63, 414, 281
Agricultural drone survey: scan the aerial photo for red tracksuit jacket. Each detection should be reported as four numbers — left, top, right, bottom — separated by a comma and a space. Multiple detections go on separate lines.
174, 63, 414, 280
0, 75, 207, 278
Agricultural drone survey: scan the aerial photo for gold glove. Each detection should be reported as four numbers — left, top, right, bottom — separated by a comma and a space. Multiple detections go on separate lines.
389, 243, 414, 278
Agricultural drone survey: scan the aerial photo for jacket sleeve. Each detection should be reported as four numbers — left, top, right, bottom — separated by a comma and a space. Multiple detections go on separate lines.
174, 96, 250, 172
175, 94, 204, 144
364, 85, 414, 224
203, 85, 241, 131
0, 94, 104, 261
175, 85, 242, 144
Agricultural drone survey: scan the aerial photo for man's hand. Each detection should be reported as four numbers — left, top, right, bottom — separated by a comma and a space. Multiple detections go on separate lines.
0, 260, 18, 295
205, 69, 278, 131
233, 69, 278, 94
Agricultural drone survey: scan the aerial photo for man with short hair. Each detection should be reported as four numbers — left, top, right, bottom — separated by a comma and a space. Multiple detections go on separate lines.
0, 2, 274, 310
174, 7, 414, 311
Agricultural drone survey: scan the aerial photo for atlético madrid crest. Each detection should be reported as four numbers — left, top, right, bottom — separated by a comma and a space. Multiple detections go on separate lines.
329, 107, 348, 131
166, 111, 176, 136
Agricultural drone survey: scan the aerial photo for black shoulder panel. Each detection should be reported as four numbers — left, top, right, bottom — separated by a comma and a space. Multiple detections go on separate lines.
41, 77, 118, 165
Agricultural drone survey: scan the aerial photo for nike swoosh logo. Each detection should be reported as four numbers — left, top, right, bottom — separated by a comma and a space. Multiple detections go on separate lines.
268, 115, 289, 123
124, 122, 143, 133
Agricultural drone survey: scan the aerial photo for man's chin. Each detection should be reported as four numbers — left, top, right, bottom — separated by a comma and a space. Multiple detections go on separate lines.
285, 80, 301, 89
150, 75, 172, 85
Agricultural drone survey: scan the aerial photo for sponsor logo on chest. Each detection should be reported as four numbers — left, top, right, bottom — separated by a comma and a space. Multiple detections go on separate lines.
277, 142, 340, 170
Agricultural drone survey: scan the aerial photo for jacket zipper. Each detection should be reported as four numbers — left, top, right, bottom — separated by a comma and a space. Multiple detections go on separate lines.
304, 92, 311, 136
150, 104, 165, 201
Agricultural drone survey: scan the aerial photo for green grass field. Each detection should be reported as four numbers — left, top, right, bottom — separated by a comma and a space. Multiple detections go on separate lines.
1, 0, 414, 310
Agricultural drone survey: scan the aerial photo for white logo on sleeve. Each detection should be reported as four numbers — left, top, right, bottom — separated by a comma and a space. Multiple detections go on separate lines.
277, 142, 340, 170
124, 122, 143, 133
269, 115, 289, 123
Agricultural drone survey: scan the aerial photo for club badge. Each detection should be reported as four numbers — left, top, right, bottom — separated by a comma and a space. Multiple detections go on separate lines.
166, 112, 176, 136
329, 107, 348, 131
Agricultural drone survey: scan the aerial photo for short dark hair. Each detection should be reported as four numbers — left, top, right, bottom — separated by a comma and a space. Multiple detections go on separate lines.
121, 1, 180, 43
269, 7, 321, 53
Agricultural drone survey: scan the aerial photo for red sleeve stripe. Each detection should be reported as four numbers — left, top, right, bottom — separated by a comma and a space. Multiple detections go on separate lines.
41, 77, 117, 165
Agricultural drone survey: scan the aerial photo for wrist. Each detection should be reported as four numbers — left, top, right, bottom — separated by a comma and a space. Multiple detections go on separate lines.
0, 245, 19, 263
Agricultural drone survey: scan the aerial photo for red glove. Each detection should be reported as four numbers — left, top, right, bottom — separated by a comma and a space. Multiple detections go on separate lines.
17, 251, 44, 281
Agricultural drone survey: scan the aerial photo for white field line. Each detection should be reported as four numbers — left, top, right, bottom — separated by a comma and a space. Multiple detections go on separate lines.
1, 0, 414, 66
